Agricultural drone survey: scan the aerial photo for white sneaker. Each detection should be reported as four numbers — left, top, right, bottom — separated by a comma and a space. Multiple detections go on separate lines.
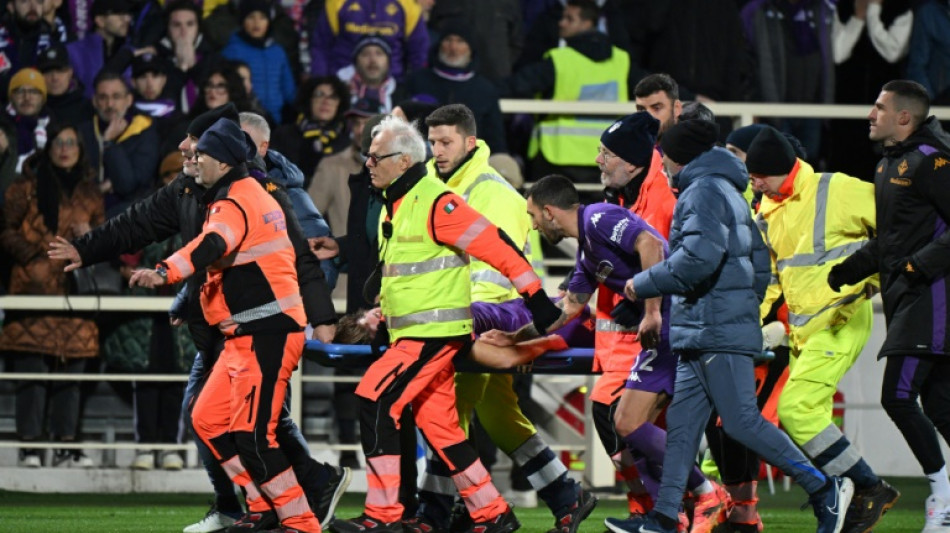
17, 452, 41, 468
131, 452, 154, 470
183, 506, 239, 533
922, 495, 950, 533
507, 489, 538, 508
161, 452, 184, 471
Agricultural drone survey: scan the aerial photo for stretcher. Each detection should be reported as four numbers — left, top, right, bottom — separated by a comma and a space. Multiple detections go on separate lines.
304, 341, 776, 375
304, 340, 596, 374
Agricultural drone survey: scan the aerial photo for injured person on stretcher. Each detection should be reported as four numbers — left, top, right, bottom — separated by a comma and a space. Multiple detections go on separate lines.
333, 298, 595, 370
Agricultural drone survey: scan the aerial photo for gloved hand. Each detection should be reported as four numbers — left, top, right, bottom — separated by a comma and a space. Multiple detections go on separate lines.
525, 289, 561, 333
827, 264, 848, 292
610, 299, 642, 329
761, 320, 788, 351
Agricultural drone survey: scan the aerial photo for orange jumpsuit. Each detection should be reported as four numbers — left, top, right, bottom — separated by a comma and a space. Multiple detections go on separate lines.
163, 170, 319, 532
355, 165, 545, 525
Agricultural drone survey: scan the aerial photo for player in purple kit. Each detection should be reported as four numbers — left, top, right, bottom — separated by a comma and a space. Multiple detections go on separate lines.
334, 298, 595, 371
483, 175, 725, 529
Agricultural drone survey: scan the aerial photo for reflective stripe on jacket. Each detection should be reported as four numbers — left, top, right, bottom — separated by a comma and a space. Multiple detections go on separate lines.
755, 159, 876, 345
165, 176, 305, 335
380, 174, 474, 340
529, 45, 630, 166
428, 140, 537, 304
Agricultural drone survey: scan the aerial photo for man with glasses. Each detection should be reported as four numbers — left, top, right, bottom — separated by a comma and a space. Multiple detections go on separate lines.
79, 69, 159, 218
332, 115, 561, 533
51, 103, 348, 533
5, 68, 51, 173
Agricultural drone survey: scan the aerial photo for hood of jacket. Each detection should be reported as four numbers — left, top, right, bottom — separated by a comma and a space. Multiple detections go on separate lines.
565, 30, 613, 62
674, 146, 749, 195
263, 148, 304, 189
883, 116, 950, 158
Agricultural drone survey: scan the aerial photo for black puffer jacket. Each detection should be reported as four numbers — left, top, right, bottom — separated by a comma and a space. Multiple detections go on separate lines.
835, 117, 950, 357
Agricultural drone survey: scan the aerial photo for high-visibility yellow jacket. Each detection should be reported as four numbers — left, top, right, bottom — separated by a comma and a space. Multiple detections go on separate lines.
380, 173, 473, 340
428, 140, 539, 303
528, 45, 629, 166
756, 159, 877, 346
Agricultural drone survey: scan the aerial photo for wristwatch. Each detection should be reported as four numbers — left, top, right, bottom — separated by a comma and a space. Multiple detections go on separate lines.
155, 264, 169, 283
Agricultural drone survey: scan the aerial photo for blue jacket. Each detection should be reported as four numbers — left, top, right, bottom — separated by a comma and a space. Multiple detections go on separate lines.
221, 32, 296, 120
907, 0, 950, 100
263, 149, 338, 288
633, 147, 769, 356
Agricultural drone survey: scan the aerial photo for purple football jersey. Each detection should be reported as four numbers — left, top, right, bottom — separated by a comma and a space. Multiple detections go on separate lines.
568, 203, 669, 296
471, 298, 594, 348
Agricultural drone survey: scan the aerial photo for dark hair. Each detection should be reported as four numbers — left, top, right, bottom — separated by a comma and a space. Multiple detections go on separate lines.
296, 75, 350, 122
634, 73, 679, 102
679, 101, 715, 123
93, 69, 130, 94
43, 121, 90, 170
566, 0, 599, 24
882, 79, 930, 128
192, 63, 251, 116
425, 103, 477, 138
164, 0, 201, 27
334, 311, 373, 344
527, 174, 580, 210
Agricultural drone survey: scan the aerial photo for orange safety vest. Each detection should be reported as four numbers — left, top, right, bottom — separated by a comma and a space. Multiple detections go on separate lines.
594, 149, 676, 372
166, 176, 305, 336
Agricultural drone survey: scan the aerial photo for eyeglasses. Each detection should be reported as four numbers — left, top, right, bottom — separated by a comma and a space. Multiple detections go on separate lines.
204, 82, 228, 92
312, 91, 340, 101
53, 138, 78, 148
367, 152, 403, 165
12, 87, 42, 98
597, 147, 616, 163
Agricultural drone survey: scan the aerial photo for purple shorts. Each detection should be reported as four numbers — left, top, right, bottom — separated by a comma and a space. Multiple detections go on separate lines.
625, 338, 676, 395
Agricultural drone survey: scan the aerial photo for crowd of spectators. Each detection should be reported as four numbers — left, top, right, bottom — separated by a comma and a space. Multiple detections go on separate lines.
0, 0, 944, 467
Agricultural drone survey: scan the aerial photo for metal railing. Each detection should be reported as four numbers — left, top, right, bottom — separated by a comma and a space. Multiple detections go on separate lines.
0, 99, 932, 475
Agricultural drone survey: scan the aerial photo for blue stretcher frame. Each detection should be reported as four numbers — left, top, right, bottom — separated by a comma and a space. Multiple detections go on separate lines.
304, 340, 597, 374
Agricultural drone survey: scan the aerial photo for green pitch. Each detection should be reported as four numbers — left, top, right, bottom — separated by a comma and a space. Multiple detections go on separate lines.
0, 477, 931, 532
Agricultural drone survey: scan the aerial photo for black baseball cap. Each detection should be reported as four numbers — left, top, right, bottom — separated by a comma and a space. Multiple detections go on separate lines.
37, 45, 70, 73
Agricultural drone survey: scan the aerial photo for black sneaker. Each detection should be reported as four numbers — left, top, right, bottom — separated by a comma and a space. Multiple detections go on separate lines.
547, 489, 598, 533
465, 506, 520, 533
842, 479, 900, 533
808, 476, 854, 533
329, 514, 402, 533
448, 499, 473, 533
314, 466, 353, 525
227, 510, 279, 532
403, 515, 448, 533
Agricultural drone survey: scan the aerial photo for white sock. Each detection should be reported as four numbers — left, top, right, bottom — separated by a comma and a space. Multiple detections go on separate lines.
693, 479, 714, 496
928, 465, 950, 501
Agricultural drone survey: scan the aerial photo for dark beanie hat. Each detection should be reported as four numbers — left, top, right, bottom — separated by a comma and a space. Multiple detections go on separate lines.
745, 126, 797, 176
196, 118, 254, 167
660, 119, 719, 165
187, 103, 240, 138
239, 0, 272, 21
600, 112, 658, 168
353, 36, 392, 60
725, 124, 767, 153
